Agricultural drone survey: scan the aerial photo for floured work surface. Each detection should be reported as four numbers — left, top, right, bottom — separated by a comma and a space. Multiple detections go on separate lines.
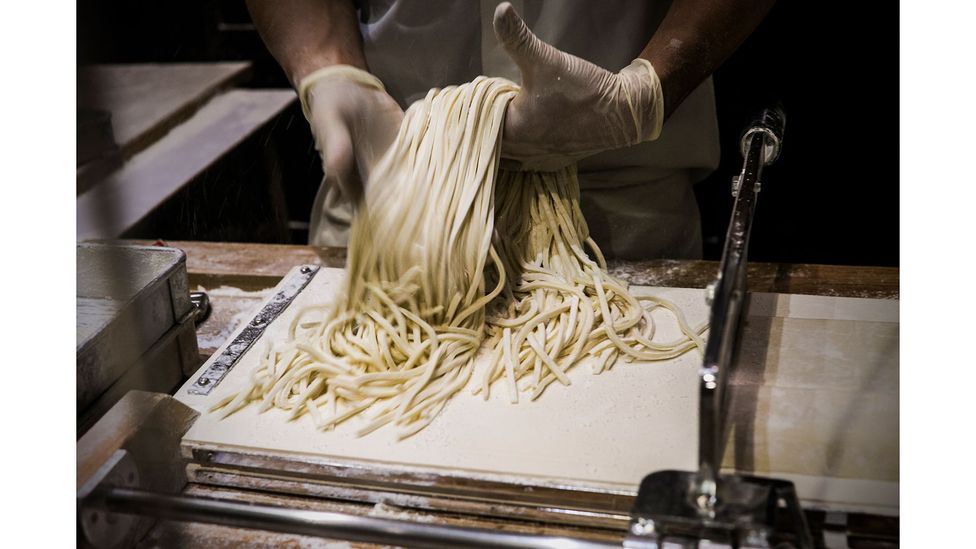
178, 267, 898, 523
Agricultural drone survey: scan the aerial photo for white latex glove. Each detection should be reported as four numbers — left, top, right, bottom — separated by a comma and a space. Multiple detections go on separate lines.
298, 66, 404, 202
493, 2, 665, 171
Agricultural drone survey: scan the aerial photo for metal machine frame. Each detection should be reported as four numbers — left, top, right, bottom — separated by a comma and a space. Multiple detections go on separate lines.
623, 107, 813, 548
77, 108, 837, 549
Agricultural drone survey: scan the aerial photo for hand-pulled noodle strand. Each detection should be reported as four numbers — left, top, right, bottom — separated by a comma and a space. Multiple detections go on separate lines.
212, 76, 707, 438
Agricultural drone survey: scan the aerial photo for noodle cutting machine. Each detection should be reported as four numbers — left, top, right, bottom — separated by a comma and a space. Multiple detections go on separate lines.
77, 107, 900, 548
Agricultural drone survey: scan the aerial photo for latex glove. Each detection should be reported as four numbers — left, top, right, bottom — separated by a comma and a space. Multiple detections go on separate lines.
298, 66, 404, 202
493, 2, 665, 171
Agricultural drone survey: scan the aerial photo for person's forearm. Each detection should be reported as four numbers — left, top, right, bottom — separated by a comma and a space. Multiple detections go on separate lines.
640, 0, 776, 119
246, 0, 367, 87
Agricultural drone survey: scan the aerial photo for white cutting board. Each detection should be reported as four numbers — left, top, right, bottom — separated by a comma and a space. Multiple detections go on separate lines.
177, 267, 898, 513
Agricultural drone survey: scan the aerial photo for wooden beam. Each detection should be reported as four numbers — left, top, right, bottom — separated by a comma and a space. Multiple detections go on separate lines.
77, 90, 296, 241
129, 241, 899, 300
78, 63, 253, 160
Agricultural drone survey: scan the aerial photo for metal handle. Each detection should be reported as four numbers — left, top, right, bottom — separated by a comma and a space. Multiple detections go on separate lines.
698, 105, 787, 511
190, 291, 211, 325
625, 107, 810, 548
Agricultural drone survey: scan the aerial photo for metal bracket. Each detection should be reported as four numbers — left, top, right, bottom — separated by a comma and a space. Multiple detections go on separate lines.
188, 265, 320, 395
739, 126, 783, 166
78, 449, 141, 549
625, 470, 813, 548
731, 174, 762, 198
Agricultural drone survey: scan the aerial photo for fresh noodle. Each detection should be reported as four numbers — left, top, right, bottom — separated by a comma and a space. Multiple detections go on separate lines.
212, 76, 707, 438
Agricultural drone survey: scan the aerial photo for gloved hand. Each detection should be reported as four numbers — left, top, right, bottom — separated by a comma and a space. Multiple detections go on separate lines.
493, 2, 665, 171
299, 66, 404, 202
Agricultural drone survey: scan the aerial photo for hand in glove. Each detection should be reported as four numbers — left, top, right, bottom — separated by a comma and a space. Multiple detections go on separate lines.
493, 2, 665, 171
299, 66, 404, 202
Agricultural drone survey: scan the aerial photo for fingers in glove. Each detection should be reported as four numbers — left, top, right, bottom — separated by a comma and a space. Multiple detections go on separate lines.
492, 2, 564, 86
319, 120, 362, 202
354, 103, 403, 183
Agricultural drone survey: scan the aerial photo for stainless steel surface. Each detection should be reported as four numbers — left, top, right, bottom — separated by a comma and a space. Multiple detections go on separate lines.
77, 244, 189, 346
84, 486, 621, 549
188, 265, 319, 395
78, 308, 199, 436
77, 244, 196, 426
625, 470, 812, 548
699, 107, 786, 496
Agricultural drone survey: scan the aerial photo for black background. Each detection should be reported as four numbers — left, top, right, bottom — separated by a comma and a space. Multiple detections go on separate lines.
698, 2, 899, 266
78, 1, 898, 266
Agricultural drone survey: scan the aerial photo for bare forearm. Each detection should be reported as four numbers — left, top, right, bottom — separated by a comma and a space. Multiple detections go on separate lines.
640, 0, 776, 119
246, 0, 367, 87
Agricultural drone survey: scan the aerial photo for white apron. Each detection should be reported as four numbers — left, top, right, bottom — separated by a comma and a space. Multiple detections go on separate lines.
309, 0, 720, 259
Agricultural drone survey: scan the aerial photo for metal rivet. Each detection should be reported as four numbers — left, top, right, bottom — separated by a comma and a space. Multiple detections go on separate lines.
197, 378, 210, 386
630, 517, 654, 536
300, 265, 313, 274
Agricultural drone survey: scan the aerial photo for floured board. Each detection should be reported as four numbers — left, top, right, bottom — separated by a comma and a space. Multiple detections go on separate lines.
177, 266, 898, 518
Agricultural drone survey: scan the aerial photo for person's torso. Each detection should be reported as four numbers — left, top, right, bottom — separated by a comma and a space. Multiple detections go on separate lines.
358, 0, 720, 184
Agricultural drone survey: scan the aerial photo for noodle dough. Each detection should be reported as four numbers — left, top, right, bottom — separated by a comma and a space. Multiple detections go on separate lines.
213, 77, 705, 438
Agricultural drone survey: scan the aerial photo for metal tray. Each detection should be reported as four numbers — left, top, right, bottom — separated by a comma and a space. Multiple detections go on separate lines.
77, 244, 196, 424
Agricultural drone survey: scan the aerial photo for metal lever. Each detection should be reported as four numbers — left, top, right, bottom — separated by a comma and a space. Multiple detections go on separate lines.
627, 106, 811, 548
698, 105, 786, 505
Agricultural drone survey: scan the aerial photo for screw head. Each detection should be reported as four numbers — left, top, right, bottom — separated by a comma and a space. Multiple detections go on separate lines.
630, 517, 655, 536
705, 282, 716, 305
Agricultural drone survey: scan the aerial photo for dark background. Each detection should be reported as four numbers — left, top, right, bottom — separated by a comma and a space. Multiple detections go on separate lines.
78, 1, 898, 266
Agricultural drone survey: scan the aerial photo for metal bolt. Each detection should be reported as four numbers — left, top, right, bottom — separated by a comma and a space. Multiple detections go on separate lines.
705, 282, 716, 305
630, 517, 655, 536
703, 372, 717, 390
743, 528, 771, 547
252, 315, 266, 326
197, 378, 210, 386
300, 265, 313, 274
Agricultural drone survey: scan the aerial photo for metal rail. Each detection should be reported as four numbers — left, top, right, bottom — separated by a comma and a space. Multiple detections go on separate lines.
697, 107, 786, 508
188, 264, 319, 395
85, 486, 621, 549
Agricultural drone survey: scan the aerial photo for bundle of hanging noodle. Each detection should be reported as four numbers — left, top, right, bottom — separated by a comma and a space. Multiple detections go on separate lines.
211, 76, 706, 439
